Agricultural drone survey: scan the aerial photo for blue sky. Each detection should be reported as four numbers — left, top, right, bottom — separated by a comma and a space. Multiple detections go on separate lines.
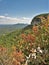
0, 0, 49, 24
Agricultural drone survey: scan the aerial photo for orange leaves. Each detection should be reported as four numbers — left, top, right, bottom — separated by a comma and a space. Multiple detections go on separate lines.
47, 15, 49, 22
21, 33, 26, 38
27, 34, 36, 43
0, 46, 3, 52
45, 22, 48, 28
44, 20, 49, 28
12, 46, 16, 51
13, 58, 21, 65
32, 26, 39, 34
11, 48, 25, 65
33, 26, 38, 31
0, 46, 7, 53
21, 33, 36, 43
21, 34, 36, 51
0, 15, 49, 65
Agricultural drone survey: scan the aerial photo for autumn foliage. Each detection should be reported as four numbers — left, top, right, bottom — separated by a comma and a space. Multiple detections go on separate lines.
0, 15, 49, 65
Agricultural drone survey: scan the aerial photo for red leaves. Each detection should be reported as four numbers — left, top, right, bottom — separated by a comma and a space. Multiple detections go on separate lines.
27, 34, 36, 43
0, 46, 7, 52
32, 26, 39, 34
12, 49, 25, 65
13, 58, 21, 65
21, 34, 36, 43
33, 26, 38, 31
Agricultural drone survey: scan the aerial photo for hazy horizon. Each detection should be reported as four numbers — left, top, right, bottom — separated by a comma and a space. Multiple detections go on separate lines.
0, 0, 49, 24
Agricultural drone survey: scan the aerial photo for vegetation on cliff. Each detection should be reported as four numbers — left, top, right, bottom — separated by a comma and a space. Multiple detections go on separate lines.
0, 13, 49, 65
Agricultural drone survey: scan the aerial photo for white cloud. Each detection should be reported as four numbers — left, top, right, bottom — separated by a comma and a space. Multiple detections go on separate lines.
0, 16, 6, 18
0, 15, 32, 24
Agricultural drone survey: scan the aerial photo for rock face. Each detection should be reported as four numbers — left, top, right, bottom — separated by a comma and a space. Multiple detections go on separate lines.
31, 13, 49, 25
23, 13, 49, 30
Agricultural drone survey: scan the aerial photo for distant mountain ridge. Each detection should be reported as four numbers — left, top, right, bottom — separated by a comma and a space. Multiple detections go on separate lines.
0, 13, 49, 35
0, 23, 28, 28
0, 23, 28, 35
